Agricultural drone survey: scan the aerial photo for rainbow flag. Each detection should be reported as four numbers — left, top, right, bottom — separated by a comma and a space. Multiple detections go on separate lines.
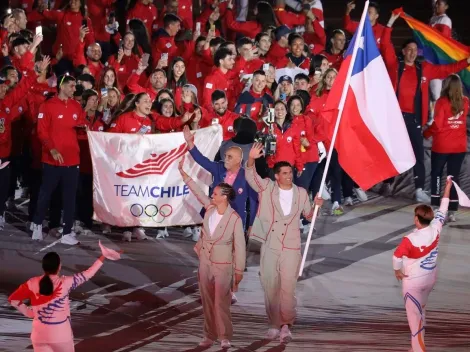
397, 10, 470, 90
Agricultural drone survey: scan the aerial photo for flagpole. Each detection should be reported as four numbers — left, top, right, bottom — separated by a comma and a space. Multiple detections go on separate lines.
299, 1, 371, 277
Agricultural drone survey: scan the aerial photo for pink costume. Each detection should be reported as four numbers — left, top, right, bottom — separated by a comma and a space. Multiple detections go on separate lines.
392, 198, 449, 352
8, 259, 104, 352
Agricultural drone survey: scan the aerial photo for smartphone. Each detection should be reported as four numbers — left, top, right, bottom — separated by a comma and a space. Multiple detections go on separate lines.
263, 63, 270, 72
82, 19, 87, 28
100, 87, 108, 97
210, 23, 215, 32
36, 26, 42, 36
119, 39, 123, 49
195, 22, 201, 32
211, 118, 219, 125
141, 53, 150, 66
268, 108, 275, 124
108, 11, 115, 25
102, 108, 111, 124
161, 52, 168, 60
302, 3, 310, 11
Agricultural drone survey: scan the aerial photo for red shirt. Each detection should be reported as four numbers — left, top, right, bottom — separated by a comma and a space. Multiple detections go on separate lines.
127, 0, 158, 36
87, 0, 115, 42
424, 96, 468, 154
398, 65, 418, 113
265, 120, 304, 171
108, 53, 141, 89
108, 111, 152, 134
37, 97, 87, 166
344, 15, 385, 48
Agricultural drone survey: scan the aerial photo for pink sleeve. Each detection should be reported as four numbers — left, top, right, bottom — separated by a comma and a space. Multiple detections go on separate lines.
63, 259, 104, 291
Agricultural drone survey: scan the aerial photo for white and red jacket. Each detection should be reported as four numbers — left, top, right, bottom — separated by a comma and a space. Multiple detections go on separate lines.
8, 259, 103, 344
108, 111, 152, 133
430, 0, 452, 39
393, 198, 448, 282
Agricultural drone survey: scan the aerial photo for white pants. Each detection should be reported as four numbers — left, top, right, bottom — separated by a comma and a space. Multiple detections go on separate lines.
33, 341, 75, 352
402, 279, 435, 352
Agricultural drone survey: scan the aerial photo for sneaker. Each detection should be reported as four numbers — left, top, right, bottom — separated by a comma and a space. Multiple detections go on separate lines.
265, 328, 280, 340
32, 224, 43, 241
231, 292, 238, 305
61, 233, 79, 245
344, 197, 354, 206
102, 224, 112, 234
73, 221, 84, 234
280, 324, 292, 344
353, 187, 368, 202
133, 227, 147, 240
123, 231, 132, 242
415, 188, 431, 203
183, 227, 193, 238
156, 229, 166, 239
321, 187, 331, 201
331, 201, 344, 216
447, 211, 457, 223
6, 198, 17, 211
0, 213, 5, 230
379, 183, 392, 197
163, 227, 169, 237
220, 340, 231, 349
198, 337, 214, 347
48, 227, 63, 238
81, 228, 94, 236
192, 227, 201, 242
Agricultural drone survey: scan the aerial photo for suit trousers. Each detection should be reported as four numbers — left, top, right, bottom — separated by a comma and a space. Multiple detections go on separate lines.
260, 245, 301, 328
198, 254, 233, 341
402, 278, 435, 352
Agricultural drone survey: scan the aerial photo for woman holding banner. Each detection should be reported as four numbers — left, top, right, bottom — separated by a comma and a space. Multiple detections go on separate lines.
177, 155, 246, 349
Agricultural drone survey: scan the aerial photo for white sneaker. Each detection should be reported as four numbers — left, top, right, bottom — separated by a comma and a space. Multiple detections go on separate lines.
321, 187, 331, 200
32, 224, 43, 240
0, 214, 5, 230
133, 227, 147, 240
265, 328, 280, 340
280, 324, 292, 344
183, 227, 193, 238
198, 337, 214, 347
73, 220, 84, 234
415, 188, 431, 203
331, 201, 344, 216
61, 233, 79, 245
102, 224, 112, 234
163, 227, 169, 237
344, 197, 354, 206
156, 229, 166, 239
353, 187, 368, 202
123, 231, 132, 242
192, 227, 201, 242
220, 339, 231, 349
231, 292, 238, 305
447, 211, 457, 223
48, 227, 63, 238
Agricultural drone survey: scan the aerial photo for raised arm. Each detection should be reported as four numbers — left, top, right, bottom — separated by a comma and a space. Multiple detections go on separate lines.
430, 178, 451, 231
65, 257, 105, 291
178, 155, 212, 208
245, 143, 271, 192
184, 125, 219, 175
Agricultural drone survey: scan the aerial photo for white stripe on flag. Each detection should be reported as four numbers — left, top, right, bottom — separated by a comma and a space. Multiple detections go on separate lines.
448, 176, 470, 207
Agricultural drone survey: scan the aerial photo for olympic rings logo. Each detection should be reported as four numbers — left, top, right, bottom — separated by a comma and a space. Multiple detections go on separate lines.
129, 203, 173, 224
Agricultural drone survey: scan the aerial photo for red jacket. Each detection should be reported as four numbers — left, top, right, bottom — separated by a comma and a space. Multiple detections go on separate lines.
108, 53, 141, 89
0, 72, 38, 159
265, 119, 303, 171
77, 113, 105, 174
10, 51, 35, 76
108, 111, 152, 133
33, 10, 95, 59
265, 41, 289, 67
186, 53, 213, 102
202, 67, 233, 112
37, 97, 87, 166
127, 0, 158, 36
152, 113, 184, 133
321, 50, 344, 71
87, 0, 115, 43
126, 72, 159, 101
381, 27, 469, 126
234, 56, 265, 77
424, 96, 468, 153
178, 0, 193, 30
306, 90, 329, 115
301, 111, 326, 163
201, 109, 239, 141
225, 9, 262, 38
304, 19, 327, 54
344, 15, 385, 48
73, 41, 104, 80
151, 29, 195, 67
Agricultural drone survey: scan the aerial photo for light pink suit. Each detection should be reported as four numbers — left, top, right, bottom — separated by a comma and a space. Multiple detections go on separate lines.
8, 259, 104, 352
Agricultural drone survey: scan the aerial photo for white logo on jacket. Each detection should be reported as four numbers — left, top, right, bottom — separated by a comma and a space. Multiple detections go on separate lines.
58, 115, 63, 119
73, 114, 77, 120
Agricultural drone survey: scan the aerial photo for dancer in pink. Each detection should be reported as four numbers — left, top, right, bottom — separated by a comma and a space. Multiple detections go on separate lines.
8, 251, 112, 352
393, 178, 452, 352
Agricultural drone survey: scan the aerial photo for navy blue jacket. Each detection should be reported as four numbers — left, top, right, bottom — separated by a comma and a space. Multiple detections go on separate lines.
189, 146, 258, 228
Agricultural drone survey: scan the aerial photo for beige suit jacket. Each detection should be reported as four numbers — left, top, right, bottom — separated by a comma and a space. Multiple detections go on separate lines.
186, 179, 246, 273
245, 163, 314, 251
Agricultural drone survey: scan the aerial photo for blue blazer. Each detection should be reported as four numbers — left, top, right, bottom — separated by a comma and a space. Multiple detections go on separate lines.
189, 146, 258, 228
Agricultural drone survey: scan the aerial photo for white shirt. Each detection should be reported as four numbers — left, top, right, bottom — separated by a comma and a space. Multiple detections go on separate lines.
279, 188, 293, 216
209, 211, 224, 237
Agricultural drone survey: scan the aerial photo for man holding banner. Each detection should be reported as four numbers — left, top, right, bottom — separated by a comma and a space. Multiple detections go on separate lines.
245, 143, 322, 344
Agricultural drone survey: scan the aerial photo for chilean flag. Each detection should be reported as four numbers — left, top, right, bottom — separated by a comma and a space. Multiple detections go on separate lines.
322, 14, 415, 190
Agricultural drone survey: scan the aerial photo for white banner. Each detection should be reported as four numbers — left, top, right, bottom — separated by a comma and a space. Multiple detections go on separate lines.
88, 125, 223, 227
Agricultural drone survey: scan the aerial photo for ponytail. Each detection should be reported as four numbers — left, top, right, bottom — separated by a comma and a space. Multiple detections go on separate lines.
40, 252, 61, 296
39, 275, 54, 296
